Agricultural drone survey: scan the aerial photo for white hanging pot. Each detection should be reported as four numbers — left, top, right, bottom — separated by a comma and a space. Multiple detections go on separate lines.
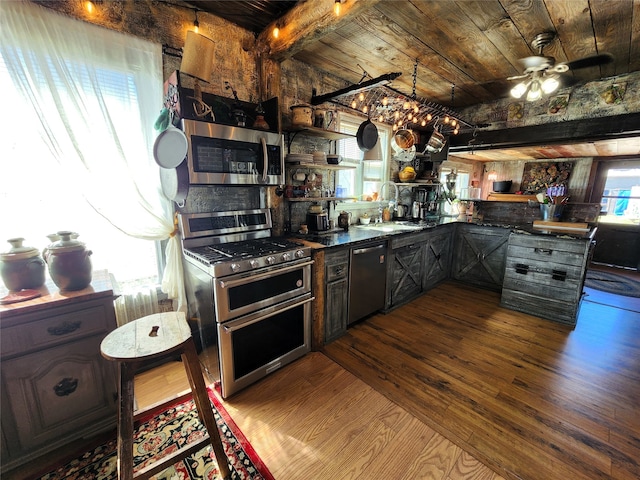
153, 125, 188, 168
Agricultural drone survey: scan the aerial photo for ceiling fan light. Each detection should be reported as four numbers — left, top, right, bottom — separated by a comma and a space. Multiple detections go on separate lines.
541, 76, 560, 94
526, 81, 542, 101
510, 82, 528, 99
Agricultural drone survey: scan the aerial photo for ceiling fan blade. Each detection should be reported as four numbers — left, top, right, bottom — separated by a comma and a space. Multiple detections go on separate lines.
507, 74, 529, 81
566, 53, 614, 70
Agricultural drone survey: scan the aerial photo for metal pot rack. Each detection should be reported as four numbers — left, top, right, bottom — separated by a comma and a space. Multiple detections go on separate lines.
311, 72, 475, 136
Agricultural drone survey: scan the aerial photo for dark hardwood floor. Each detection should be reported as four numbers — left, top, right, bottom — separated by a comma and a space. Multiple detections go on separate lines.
323, 280, 640, 480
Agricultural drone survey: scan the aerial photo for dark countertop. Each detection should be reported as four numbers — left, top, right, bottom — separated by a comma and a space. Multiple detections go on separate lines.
291, 216, 596, 250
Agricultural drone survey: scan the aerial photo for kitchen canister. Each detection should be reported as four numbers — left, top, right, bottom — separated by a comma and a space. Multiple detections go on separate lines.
539, 204, 564, 221
0, 238, 46, 291
44, 231, 93, 291
290, 104, 313, 128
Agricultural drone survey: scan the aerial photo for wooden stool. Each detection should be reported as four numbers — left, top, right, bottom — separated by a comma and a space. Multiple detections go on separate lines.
100, 312, 230, 480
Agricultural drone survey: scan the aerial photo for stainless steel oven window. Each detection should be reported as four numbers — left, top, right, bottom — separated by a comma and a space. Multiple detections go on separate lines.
214, 260, 312, 322
217, 297, 312, 398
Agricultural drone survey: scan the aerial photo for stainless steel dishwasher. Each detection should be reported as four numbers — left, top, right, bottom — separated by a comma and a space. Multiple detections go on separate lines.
348, 241, 387, 325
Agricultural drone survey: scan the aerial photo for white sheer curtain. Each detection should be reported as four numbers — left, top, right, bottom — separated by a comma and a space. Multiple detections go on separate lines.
0, 1, 186, 312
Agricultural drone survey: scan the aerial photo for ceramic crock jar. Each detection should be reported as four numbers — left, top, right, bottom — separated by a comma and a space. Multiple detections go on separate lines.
44, 231, 93, 291
0, 238, 46, 291
290, 104, 313, 128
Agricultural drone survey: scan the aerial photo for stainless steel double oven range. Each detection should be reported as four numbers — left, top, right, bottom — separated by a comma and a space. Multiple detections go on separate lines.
178, 209, 313, 398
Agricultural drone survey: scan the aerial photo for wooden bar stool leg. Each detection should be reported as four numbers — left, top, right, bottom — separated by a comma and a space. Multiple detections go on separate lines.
181, 339, 231, 480
117, 361, 136, 480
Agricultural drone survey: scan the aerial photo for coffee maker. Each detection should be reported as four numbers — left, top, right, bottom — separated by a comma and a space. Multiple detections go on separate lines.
411, 185, 441, 221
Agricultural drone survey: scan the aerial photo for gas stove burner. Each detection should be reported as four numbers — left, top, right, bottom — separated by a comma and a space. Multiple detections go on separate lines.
178, 210, 311, 277
212, 238, 305, 258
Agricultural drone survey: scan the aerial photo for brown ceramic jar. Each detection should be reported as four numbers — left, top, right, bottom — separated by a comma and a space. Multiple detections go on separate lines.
44, 231, 93, 291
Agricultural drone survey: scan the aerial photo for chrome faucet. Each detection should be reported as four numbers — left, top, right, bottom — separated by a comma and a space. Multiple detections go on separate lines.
378, 181, 399, 222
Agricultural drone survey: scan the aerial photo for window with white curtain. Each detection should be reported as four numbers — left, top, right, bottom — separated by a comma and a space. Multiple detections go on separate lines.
0, 3, 166, 293
336, 113, 390, 200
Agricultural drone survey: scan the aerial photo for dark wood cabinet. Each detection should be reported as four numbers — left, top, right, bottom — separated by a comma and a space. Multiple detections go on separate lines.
423, 224, 453, 291
324, 249, 349, 343
452, 224, 509, 291
501, 233, 592, 325
386, 232, 424, 310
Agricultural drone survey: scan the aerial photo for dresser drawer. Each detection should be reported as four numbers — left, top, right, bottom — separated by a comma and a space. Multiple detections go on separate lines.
1, 298, 114, 358
507, 234, 589, 268
503, 257, 583, 300
325, 250, 349, 282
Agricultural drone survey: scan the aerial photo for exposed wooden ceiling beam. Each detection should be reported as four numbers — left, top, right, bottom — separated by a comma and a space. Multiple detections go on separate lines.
256, 0, 383, 60
449, 113, 640, 154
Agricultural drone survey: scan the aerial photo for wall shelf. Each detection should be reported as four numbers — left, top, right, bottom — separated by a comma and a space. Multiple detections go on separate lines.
286, 126, 355, 141
286, 197, 357, 202
286, 162, 355, 170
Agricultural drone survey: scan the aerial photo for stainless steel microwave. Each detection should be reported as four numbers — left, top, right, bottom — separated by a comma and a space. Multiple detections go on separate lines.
182, 119, 284, 185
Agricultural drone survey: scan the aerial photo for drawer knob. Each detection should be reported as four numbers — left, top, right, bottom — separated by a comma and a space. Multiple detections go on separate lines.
534, 248, 553, 255
515, 264, 529, 275
47, 320, 82, 336
53, 377, 78, 396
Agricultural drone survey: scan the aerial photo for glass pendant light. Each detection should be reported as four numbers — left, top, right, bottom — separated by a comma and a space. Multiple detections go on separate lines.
541, 76, 560, 94
526, 80, 542, 102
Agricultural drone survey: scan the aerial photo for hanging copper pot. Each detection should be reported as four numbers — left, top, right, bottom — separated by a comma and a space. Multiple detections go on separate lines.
392, 129, 415, 151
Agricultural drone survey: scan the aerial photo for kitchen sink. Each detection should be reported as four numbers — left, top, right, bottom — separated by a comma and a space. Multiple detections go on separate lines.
355, 221, 425, 233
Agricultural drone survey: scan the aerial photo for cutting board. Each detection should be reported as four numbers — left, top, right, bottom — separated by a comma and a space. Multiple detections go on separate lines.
533, 220, 589, 231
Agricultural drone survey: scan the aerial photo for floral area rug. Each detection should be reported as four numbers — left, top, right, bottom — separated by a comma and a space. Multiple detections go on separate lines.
34, 388, 273, 480
585, 269, 640, 298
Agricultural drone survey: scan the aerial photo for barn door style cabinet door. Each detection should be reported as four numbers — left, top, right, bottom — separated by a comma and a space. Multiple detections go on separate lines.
422, 224, 453, 291
324, 248, 350, 343
386, 232, 426, 310
0, 273, 118, 473
501, 233, 592, 325
452, 224, 510, 291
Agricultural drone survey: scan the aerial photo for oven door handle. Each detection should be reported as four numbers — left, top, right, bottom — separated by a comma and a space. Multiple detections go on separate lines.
260, 137, 268, 182
218, 259, 314, 289
222, 296, 315, 333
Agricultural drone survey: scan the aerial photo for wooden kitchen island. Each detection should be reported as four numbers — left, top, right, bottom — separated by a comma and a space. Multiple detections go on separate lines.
0, 270, 118, 474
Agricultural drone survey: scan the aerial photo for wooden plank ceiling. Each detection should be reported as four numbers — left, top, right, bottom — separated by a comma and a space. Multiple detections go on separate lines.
183, 0, 640, 160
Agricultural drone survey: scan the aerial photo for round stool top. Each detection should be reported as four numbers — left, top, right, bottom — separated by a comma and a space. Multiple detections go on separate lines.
100, 311, 192, 362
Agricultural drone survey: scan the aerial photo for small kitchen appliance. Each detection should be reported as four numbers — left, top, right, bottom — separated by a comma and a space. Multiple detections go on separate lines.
178, 209, 312, 398
411, 185, 441, 220
182, 119, 284, 186
306, 211, 329, 231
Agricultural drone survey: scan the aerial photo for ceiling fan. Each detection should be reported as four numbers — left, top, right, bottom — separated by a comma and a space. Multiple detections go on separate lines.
508, 32, 613, 102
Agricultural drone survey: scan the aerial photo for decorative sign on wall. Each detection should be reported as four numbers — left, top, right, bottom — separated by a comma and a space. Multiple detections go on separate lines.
600, 83, 626, 104
521, 161, 574, 193
548, 94, 569, 115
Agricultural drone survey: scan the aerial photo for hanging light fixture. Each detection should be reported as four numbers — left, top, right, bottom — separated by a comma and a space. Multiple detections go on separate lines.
511, 71, 560, 101
192, 9, 199, 33
334, 0, 342, 16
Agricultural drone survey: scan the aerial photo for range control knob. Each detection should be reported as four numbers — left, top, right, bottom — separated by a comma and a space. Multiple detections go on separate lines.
266, 256, 276, 265
295, 249, 306, 259
282, 252, 292, 261
230, 263, 241, 273
249, 259, 259, 269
